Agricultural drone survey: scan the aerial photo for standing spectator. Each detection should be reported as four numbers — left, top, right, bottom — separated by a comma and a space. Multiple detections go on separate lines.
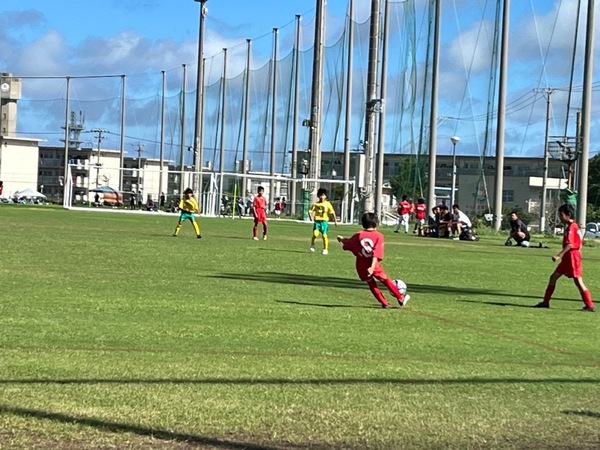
274, 198, 282, 219
394, 195, 413, 234
309, 188, 338, 255
412, 197, 427, 236
337, 212, 410, 308
129, 191, 136, 210
94, 193, 100, 207
159, 192, 166, 211
505, 211, 531, 247
137, 190, 143, 209
281, 197, 287, 216
172, 188, 202, 239
252, 186, 268, 240
534, 204, 595, 312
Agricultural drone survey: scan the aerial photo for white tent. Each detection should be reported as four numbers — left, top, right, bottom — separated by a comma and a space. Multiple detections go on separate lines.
15, 188, 46, 198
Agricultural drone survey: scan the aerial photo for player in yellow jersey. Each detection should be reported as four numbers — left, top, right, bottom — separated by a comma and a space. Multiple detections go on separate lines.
172, 188, 202, 239
309, 188, 338, 255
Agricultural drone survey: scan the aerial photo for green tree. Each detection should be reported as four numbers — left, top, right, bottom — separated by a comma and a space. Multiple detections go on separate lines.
388, 156, 428, 201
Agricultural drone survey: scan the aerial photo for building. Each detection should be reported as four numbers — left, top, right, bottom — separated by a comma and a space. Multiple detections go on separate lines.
320, 152, 567, 217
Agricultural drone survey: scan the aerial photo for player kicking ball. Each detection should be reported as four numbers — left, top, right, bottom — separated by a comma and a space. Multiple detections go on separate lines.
337, 212, 410, 308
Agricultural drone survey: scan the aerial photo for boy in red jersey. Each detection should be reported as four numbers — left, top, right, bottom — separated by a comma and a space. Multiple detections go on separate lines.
394, 195, 413, 234
337, 212, 410, 308
252, 186, 268, 240
412, 197, 427, 236
534, 204, 595, 311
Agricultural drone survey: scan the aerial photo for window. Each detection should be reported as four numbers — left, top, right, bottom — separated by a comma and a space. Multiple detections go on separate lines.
502, 189, 514, 203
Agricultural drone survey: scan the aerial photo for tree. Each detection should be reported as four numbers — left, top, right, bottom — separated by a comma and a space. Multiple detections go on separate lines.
388, 156, 427, 201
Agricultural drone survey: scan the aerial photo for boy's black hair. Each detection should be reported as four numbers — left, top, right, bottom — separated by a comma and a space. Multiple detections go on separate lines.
452, 204, 459, 209
317, 188, 328, 197
361, 212, 379, 229
184, 187, 193, 195
510, 210, 519, 215
417, 197, 425, 204
257, 186, 264, 193
558, 203, 574, 218
401, 194, 408, 201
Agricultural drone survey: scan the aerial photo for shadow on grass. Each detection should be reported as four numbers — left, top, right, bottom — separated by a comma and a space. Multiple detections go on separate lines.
1, 377, 598, 386
0, 404, 283, 450
210, 272, 543, 300
276, 300, 378, 309
562, 410, 600, 419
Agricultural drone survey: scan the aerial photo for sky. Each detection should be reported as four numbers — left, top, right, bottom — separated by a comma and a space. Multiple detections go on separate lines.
1, 0, 599, 161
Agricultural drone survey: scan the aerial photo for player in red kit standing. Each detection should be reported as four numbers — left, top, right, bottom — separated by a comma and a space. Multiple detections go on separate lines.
412, 197, 427, 236
338, 212, 410, 308
394, 195, 413, 233
534, 204, 595, 312
252, 186, 268, 240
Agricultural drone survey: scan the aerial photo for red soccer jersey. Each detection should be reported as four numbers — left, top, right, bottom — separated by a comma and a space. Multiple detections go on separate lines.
253, 195, 267, 222
342, 230, 387, 281
415, 203, 427, 220
398, 200, 412, 215
557, 221, 582, 278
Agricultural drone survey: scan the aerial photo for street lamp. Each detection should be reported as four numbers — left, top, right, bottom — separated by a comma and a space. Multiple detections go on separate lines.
450, 136, 460, 206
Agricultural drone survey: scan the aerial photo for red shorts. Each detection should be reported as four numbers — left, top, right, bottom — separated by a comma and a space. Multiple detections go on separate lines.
355, 260, 390, 282
254, 213, 267, 224
556, 252, 582, 278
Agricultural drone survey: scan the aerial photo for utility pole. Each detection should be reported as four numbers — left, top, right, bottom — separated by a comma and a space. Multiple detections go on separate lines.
362, 0, 381, 213
90, 128, 108, 188
534, 87, 555, 233
135, 143, 144, 195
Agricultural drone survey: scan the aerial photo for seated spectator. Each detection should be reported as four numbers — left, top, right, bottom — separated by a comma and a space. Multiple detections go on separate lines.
424, 205, 441, 237
505, 211, 531, 247
438, 204, 453, 238
450, 204, 472, 239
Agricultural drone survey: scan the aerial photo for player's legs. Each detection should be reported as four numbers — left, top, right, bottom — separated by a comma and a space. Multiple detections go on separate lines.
262, 220, 268, 238
322, 233, 329, 250
403, 214, 409, 233
253, 218, 259, 239
190, 217, 201, 237
573, 277, 595, 310
536, 271, 562, 307
173, 217, 184, 236
365, 278, 390, 308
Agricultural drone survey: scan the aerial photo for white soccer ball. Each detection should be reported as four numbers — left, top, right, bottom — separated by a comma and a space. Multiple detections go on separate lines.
393, 279, 407, 295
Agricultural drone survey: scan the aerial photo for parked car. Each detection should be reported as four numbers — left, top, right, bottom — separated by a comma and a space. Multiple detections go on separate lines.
584, 222, 600, 238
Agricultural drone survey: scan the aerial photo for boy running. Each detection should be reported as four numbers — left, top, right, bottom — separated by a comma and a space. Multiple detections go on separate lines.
172, 188, 202, 238
309, 188, 338, 255
337, 212, 410, 308
534, 204, 595, 311
252, 186, 268, 240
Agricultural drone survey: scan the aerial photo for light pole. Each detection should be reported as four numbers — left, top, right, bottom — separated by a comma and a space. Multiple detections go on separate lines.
450, 136, 460, 206
193, 0, 208, 194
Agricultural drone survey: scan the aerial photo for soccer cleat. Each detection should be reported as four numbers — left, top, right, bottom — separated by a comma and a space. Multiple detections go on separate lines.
394, 230, 399, 233
381, 303, 391, 309
263, 235, 267, 241
253, 236, 259, 241
197, 235, 202, 239
582, 305, 596, 312
533, 302, 550, 308
310, 245, 315, 252
172, 234, 178, 237
322, 249, 328, 255
399, 294, 410, 307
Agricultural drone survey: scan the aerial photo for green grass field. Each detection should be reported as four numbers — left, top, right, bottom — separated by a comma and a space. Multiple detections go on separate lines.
0, 206, 599, 449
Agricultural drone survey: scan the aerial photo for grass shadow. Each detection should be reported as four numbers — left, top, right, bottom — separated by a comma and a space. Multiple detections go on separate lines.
562, 410, 600, 419
210, 272, 543, 301
0, 404, 283, 450
276, 300, 381, 309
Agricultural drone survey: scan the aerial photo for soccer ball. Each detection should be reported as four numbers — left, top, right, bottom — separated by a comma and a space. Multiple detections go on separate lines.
393, 279, 407, 295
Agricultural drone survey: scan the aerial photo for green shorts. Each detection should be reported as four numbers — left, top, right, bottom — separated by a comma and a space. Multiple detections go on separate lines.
180, 212, 196, 222
313, 220, 329, 235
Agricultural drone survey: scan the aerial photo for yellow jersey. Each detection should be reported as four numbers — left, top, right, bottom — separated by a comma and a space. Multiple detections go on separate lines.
310, 200, 335, 221
179, 196, 199, 213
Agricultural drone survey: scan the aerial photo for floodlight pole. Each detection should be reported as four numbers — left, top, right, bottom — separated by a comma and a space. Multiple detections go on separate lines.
193, 0, 208, 194
450, 136, 460, 206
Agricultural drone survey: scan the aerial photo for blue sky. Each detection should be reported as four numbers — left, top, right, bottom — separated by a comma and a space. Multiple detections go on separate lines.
1, 0, 599, 161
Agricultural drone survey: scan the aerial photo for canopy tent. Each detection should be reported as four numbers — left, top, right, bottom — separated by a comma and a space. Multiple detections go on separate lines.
15, 188, 46, 198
